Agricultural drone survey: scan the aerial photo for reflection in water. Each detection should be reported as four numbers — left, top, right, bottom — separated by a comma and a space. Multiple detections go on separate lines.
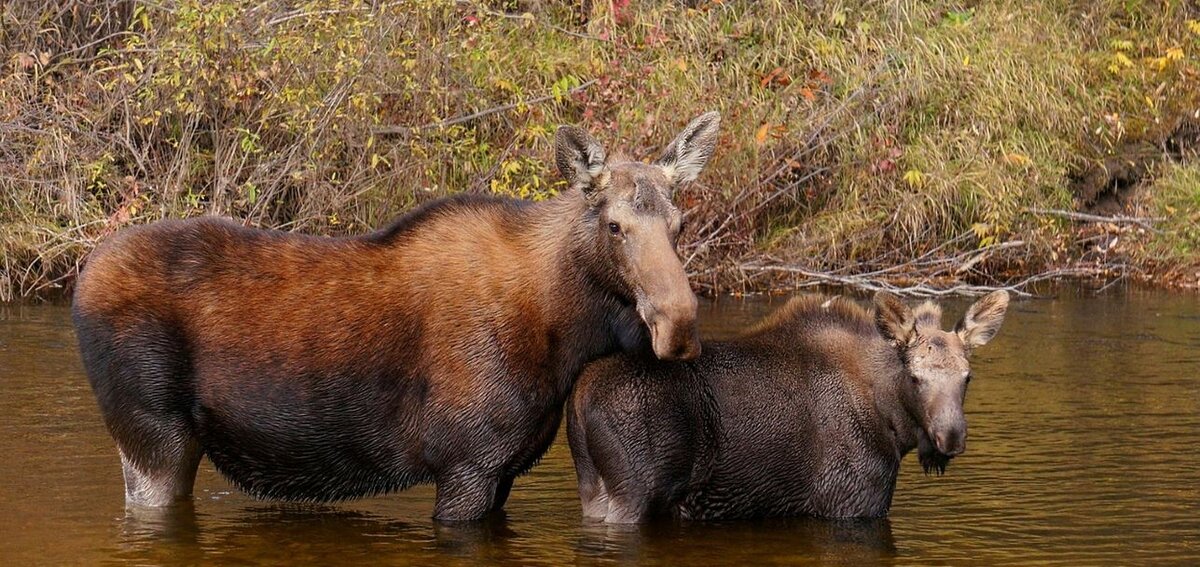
576, 518, 896, 565
1, 290, 1198, 565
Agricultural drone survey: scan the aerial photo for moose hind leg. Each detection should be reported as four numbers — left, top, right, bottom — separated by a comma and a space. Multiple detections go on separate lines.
433, 469, 505, 522
80, 317, 200, 507
120, 438, 203, 507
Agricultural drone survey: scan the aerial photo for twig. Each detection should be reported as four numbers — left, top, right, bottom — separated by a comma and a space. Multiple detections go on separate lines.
1023, 208, 1163, 231
471, 4, 609, 42
740, 261, 1097, 298
265, 3, 405, 26
371, 79, 597, 135
54, 31, 141, 57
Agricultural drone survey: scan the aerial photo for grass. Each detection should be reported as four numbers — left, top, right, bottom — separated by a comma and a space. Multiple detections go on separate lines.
1, 0, 1199, 300
1145, 163, 1200, 262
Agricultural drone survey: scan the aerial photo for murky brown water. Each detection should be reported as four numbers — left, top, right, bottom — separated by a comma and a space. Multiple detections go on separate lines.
1, 290, 1198, 565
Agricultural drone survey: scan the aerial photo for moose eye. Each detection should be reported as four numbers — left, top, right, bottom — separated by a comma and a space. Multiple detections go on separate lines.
608, 222, 621, 235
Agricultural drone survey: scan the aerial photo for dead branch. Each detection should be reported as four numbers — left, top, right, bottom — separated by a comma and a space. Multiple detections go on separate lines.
468, 3, 610, 42
740, 262, 1099, 297
371, 79, 597, 136
1023, 207, 1163, 231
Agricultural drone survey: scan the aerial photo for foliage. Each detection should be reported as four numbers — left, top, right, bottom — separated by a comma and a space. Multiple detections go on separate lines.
1, 0, 1199, 299
1145, 163, 1200, 261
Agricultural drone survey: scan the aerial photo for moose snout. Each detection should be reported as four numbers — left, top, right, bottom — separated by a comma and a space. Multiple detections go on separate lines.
644, 295, 701, 361
933, 427, 967, 457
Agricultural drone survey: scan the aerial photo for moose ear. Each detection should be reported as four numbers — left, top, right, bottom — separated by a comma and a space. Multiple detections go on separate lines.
654, 111, 721, 187
555, 125, 608, 193
874, 292, 915, 346
956, 290, 1010, 349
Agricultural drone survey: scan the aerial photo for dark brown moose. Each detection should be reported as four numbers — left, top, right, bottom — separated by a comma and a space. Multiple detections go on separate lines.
567, 291, 1010, 522
72, 112, 721, 521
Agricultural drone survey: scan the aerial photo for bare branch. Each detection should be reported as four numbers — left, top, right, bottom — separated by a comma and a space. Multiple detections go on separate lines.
371, 79, 597, 136
1023, 208, 1163, 231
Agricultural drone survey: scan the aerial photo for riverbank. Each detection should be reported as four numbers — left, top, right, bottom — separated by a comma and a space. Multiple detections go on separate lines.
2, 1, 1198, 301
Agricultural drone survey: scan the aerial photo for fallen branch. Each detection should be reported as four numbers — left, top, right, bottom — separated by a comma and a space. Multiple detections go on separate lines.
740, 262, 1099, 298
469, 3, 610, 42
371, 79, 597, 136
1023, 207, 1163, 231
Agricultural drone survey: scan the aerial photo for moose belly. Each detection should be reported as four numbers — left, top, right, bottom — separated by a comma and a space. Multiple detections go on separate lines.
193, 367, 428, 502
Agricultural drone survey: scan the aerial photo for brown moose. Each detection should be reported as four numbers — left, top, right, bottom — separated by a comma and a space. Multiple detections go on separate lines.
72, 112, 721, 521
567, 291, 1010, 522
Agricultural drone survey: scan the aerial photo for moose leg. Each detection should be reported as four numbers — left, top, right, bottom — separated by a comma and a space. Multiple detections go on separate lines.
433, 468, 502, 522
120, 437, 203, 507
80, 318, 202, 507
490, 476, 515, 512
603, 484, 654, 524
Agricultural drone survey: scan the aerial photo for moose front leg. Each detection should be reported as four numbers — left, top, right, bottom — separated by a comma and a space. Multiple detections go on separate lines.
433, 467, 505, 522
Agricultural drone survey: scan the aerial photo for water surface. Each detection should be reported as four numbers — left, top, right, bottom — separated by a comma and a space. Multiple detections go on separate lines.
1, 290, 1197, 565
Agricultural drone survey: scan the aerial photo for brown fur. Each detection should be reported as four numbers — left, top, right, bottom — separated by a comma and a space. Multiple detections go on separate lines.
73, 112, 723, 521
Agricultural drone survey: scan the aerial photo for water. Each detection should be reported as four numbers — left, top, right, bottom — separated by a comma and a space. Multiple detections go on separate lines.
1, 290, 1198, 565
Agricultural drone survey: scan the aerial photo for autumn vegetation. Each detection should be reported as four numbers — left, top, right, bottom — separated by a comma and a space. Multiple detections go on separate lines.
2, 0, 1199, 301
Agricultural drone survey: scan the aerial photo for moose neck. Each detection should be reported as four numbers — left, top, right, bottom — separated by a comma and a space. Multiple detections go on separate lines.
869, 353, 924, 463
521, 190, 642, 394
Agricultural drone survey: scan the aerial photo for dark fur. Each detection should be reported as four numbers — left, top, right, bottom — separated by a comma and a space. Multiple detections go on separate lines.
567, 293, 1008, 522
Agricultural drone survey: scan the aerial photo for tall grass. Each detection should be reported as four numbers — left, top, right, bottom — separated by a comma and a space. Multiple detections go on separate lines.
1, 0, 1198, 300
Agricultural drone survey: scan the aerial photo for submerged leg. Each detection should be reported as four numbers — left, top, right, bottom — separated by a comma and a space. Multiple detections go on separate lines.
78, 315, 199, 507
433, 468, 502, 522
120, 438, 203, 507
603, 484, 653, 524
579, 477, 611, 520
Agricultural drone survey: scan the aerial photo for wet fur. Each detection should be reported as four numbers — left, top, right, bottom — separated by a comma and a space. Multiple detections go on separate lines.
568, 294, 985, 522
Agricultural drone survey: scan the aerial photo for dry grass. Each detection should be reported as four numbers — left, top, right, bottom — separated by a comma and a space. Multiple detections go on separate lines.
1, 0, 1198, 300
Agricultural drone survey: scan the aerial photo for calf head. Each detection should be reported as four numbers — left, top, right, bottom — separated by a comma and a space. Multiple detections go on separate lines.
555, 112, 721, 361
874, 290, 1010, 474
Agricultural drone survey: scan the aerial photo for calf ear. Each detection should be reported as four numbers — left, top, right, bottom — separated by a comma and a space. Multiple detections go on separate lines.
555, 125, 608, 193
956, 290, 1010, 348
874, 292, 915, 346
655, 111, 721, 189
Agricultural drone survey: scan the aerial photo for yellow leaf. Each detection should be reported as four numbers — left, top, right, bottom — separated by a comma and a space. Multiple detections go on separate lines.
1003, 152, 1030, 166
1111, 39, 1134, 51
902, 169, 925, 188
1166, 47, 1184, 61
1187, 20, 1200, 36
755, 123, 770, 146
1115, 52, 1134, 68
962, 55, 970, 67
